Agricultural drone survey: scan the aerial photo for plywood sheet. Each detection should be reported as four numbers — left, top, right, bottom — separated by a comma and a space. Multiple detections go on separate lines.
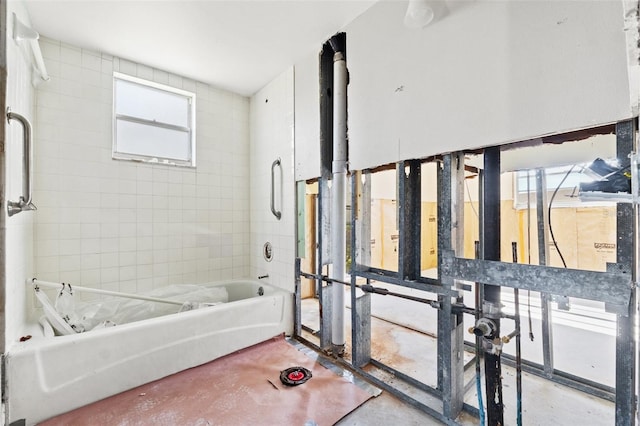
500, 200, 521, 263
370, 199, 383, 269
420, 202, 438, 270
510, 206, 615, 272
463, 202, 481, 259
576, 207, 616, 272
380, 199, 399, 271
42, 336, 372, 425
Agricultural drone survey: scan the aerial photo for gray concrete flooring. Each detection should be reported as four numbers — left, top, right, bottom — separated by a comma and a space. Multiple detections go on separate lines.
301, 285, 615, 425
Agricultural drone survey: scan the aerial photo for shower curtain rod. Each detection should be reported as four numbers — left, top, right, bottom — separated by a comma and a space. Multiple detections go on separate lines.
31, 279, 185, 306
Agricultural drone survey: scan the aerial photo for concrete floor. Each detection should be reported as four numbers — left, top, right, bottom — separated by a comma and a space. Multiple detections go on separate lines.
301, 285, 615, 425
337, 391, 446, 425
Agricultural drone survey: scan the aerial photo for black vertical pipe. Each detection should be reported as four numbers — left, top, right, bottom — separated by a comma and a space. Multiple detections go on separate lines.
483, 147, 503, 426
511, 242, 523, 426
319, 42, 333, 181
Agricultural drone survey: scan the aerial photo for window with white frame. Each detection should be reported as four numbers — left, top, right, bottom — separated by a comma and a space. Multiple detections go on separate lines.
113, 72, 196, 167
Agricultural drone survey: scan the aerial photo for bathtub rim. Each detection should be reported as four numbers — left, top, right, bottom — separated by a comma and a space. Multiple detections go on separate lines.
17, 278, 292, 346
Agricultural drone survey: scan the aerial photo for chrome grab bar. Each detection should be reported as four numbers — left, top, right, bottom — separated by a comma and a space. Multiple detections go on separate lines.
7, 108, 37, 217
270, 157, 282, 220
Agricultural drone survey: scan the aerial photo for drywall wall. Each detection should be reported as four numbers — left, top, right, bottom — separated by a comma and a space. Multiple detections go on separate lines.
293, 0, 632, 174
5, 1, 36, 348
294, 50, 320, 181
249, 67, 296, 292
32, 38, 250, 311
348, 0, 632, 170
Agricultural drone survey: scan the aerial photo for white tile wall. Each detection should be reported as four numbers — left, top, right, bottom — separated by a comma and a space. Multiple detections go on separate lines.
5, 2, 36, 348
249, 68, 296, 292
33, 38, 250, 302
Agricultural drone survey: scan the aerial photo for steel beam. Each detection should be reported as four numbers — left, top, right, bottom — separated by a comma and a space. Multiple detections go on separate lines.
355, 171, 372, 270
437, 154, 465, 420
535, 169, 554, 377
317, 176, 332, 351
351, 171, 372, 367
398, 160, 421, 281
357, 268, 457, 296
353, 293, 371, 367
437, 154, 451, 395
441, 254, 632, 312
615, 119, 637, 426
294, 258, 302, 336
482, 146, 504, 426
320, 282, 333, 351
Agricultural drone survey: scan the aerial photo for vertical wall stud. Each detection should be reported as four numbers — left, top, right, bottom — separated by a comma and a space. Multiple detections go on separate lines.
482, 146, 504, 426
535, 169, 554, 377
437, 153, 465, 419
294, 257, 302, 337
351, 171, 372, 367
615, 119, 637, 426
398, 160, 421, 281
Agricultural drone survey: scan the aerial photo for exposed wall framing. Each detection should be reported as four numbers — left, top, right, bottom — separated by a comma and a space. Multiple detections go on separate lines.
295, 119, 639, 425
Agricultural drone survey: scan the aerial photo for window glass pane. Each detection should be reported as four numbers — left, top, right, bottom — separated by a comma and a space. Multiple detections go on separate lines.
115, 119, 190, 161
115, 79, 189, 127
517, 166, 592, 193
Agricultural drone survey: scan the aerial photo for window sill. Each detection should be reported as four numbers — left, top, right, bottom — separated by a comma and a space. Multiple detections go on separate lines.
112, 154, 196, 169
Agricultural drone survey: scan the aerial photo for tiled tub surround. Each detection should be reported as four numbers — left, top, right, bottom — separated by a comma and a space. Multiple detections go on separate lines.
31, 38, 251, 317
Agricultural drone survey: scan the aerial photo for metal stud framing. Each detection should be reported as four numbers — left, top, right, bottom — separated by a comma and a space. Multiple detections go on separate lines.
351, 170, 372, 368
482, 147, 504, 426
295, 120, 638, 426
615, 119, 637, 425
398, 160, 422, 281
535, 169, 555, 377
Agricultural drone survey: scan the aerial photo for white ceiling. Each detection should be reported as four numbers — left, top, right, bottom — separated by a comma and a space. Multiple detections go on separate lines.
24, 0, 377, 96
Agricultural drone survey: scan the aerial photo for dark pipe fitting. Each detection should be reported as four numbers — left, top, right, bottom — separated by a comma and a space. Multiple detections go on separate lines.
469, 318, 497, 338
360, 284, 388, 295
328, 32, 347, 56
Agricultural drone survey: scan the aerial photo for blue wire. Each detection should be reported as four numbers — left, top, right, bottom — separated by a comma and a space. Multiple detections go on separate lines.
517, 396, 522, 426
476, 368, 485, 426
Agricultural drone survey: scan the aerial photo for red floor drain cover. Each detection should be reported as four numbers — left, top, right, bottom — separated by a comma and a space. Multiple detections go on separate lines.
280, 366, 312, 386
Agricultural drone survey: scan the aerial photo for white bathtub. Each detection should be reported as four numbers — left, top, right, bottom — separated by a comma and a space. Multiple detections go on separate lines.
5, 279, 293, 425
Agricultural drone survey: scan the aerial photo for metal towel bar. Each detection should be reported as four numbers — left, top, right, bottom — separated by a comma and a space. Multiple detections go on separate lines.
270, 157, 282, 220
7, 108, 36, 217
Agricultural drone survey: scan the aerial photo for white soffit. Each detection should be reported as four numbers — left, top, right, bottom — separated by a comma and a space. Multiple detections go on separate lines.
24, 0, 376, 96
